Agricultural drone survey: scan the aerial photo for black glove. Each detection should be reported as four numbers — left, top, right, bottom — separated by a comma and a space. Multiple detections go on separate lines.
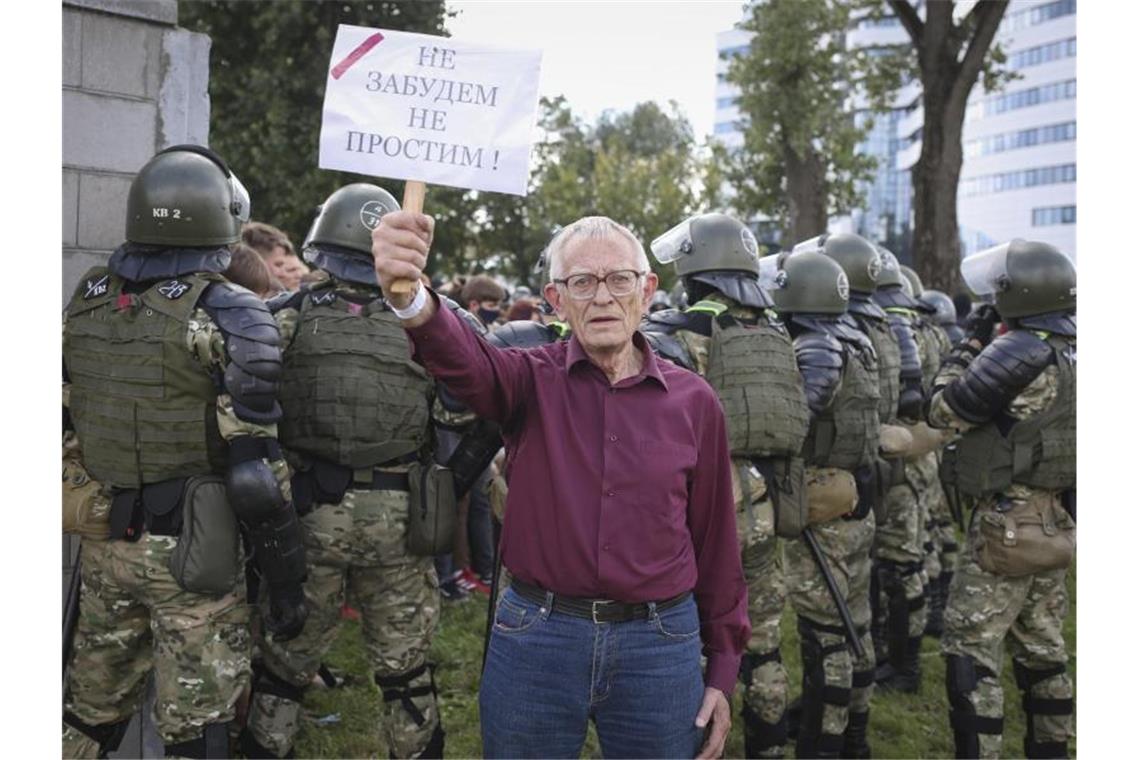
963, 304, 1000, 347
897, 377, 924, 422
265, 582, 308, 642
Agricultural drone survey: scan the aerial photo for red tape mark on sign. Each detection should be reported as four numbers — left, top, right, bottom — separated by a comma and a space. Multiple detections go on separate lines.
331, 32, 384, 80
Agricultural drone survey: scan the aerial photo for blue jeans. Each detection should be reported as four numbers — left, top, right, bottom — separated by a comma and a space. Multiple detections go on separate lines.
479, 586, 705, 758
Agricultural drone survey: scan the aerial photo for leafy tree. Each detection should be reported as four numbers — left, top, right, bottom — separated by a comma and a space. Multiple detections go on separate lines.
724, 0, 908, 245
884, 0, 1014, 291
178, 0, 464, 263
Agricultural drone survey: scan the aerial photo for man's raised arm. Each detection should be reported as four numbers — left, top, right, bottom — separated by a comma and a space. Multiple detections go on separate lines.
371, 210, 532, 423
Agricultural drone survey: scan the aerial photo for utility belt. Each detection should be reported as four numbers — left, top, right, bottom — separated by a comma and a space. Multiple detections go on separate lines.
510, 578, 691, 624
290, 453, 418, 516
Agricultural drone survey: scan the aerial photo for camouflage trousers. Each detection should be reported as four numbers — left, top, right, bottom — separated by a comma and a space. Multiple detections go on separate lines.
918, 451, 959, 584
63, 535, 250, 757
732, 461, 788, 758
941, 500, 1074, 759
873, 469, 927, 641
785, 473, 876, 751
247, 485, 442, 758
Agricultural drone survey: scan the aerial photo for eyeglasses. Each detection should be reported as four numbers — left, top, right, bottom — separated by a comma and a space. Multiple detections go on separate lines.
553, 269, 646, 300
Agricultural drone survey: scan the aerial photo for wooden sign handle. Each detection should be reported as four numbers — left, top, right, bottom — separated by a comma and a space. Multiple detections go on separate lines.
390, 180, 427, 295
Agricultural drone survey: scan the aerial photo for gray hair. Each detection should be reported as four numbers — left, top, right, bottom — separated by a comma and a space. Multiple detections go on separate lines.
546, 216, 650, 281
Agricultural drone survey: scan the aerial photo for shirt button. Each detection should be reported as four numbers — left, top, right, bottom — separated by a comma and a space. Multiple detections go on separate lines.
603, 544, 612, 551
609, 434, 618, 442
606, 490, 615, 497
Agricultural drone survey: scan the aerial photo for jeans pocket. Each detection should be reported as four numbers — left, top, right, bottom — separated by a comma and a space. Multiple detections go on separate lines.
652, 598, 700, 640
492, 589, 545, 635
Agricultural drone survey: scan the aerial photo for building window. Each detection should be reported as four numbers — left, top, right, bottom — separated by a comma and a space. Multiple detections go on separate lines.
1010, 37, 1076, 69
960, 164, 1076, 197
714, 122, 739, 135
716, 96, 738, 109
1032, 206, 1077, 226
719, 44, 750, 60
964, 121, 1076, 157
983, 79, 1076, 116
1000, 0, 1076, 34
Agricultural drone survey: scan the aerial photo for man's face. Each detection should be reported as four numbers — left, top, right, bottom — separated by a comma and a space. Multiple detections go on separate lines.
263, 245, 291, 282
281, 257, 308, 291
543, 236, 657, 355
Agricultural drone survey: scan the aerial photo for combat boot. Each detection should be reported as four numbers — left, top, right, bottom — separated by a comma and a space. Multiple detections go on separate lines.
879, 636, 922, 694
841, 711, 871, 759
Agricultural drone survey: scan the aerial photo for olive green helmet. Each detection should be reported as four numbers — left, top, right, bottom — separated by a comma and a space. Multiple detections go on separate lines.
125, 145, 250, 247
917, 289, 957, 326
792, 232, 881, 294
303, 183, 399, 256
651, 213, 770, 308
900, 265, 924, 297
761, 251, 849, 315
960, 239, 1076, 319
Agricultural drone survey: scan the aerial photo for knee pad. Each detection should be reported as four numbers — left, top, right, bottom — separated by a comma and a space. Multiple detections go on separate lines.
945, 654, 1003, 758
250, 662, 307, 705
164, 723, 230, 759
797, 617, 849, 758
740, 649, 788, 757
1013, 661, 1072, 759
63, 712, 131, 756
376, 662, 438, 728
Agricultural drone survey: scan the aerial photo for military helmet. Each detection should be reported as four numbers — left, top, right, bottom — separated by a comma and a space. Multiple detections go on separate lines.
761, 251, 849, 315
960, 239, 1076, 319
792, 232, 881, 294
303, 183, 399, 257
651, 213, 771, 308
125, 145, 250, 247
918, 289, 957, 326
873, 246, 921, 308
899, 265, 934, 312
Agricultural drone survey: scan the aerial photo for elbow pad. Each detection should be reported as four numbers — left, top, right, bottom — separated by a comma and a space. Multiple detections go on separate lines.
897, 377, 924, 423
227, 457, 285, 523
887, 313, 923, 383
942, 330, 1053, 425
202, 283, 283, 424
446, 418, 504, 499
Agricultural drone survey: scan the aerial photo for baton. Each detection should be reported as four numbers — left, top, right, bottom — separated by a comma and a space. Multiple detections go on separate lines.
63, 556, 82, 683
802, 527, 865, 660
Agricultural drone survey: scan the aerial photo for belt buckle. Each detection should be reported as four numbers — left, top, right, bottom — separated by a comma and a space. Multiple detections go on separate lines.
591, 600, 613, 624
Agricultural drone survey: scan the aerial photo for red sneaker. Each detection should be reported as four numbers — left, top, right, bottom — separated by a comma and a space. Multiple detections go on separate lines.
460, 567, 491, 595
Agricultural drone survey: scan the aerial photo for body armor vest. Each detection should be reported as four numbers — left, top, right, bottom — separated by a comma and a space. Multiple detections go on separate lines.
915, 319, 947, 386
278, 283, 431, 468
63, 268, 226, 487
852, 313, 900, 424
802, 332, 881, 470
947, 334, 1075, 496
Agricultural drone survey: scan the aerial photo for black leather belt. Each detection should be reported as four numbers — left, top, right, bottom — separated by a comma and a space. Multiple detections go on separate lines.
510, 578, 691, 624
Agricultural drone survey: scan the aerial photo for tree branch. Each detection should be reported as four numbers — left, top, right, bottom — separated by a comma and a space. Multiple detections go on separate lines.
886, 0, 924, 49
952, 0, 1011, 102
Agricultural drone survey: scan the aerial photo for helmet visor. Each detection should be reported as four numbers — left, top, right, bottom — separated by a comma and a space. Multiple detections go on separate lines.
229, 172, 251, 224
790, 234, 826, 256
650, 218, 694, 265
758, 253, 785, 292
960, 242, 1011, 296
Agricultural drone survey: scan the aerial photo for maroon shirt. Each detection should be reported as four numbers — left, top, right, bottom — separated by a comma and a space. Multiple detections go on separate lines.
407, 296, 749, 695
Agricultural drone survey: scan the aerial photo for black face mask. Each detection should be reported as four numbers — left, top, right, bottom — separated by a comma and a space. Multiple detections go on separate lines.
478, 307, 501, 325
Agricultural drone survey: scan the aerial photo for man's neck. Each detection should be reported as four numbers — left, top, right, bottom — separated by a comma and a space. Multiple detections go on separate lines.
586, 342, 643, 385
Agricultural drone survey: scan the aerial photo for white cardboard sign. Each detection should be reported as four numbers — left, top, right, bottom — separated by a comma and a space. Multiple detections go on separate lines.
319, 25, 543, 196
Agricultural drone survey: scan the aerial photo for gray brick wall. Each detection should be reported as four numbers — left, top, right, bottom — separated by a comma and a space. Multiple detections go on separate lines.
63, 2, 210, 756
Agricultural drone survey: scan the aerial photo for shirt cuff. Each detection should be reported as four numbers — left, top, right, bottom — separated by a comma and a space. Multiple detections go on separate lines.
403, 289, 448, 350
705, 651, 741, 697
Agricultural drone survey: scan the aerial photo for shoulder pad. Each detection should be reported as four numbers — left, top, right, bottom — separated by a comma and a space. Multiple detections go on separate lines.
848, 297, 887, 321
201, 282, 280, 345
644, 329, 696, 372
441, 295, 487, 336
1015, 311, 1076, 337
642, 308, 691, 332
266, 289, 305, 314
793, 331, 844, 369
943, 329, 1053, 425
488, 320, 558, 349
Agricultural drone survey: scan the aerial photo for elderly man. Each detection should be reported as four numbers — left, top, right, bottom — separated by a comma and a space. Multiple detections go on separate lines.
373, 212, 748, 759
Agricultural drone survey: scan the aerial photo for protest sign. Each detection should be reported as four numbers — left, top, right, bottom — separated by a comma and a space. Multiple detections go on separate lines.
319, 24, 543, 197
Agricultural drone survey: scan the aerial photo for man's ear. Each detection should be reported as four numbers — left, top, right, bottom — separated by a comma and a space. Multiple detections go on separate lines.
640, 271, 659, 314
543, 282, 566, 320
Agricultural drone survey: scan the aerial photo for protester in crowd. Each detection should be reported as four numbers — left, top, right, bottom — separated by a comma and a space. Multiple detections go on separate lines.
506, 296, 542, 322
242, 220, 304, 291
460, 274, 507, 329
224, 242, 276, 298
372, 211, 748, 759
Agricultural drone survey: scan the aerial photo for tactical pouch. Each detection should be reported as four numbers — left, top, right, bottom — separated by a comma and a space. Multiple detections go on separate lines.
850, 464, 876, 520
62, 435, 110, 540
976, 494, 1075, 577
805, 467, 858, 525
108, 490, 144, 542
168, 476, 243, 595
871, 456, 895, 523
756, 456, 808, 539
406, 462, 457, 556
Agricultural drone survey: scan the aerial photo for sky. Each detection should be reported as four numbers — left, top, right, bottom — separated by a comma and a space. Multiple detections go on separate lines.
446, 0, 747, 142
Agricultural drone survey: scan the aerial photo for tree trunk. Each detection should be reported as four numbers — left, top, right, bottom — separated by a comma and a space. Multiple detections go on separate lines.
783, 140, 829, 244
912, 74, 966, 293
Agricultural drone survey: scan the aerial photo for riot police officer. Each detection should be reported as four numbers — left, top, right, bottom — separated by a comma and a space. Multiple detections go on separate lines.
919, 288, 966, 344
242, 183, 447, 759
930, 240, 1076, 759
62, 145, 306, 758
644, 214, 810, 759
764, 251, 880, 759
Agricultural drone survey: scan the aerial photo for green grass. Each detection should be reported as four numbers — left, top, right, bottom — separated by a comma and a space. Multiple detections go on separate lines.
294, 572, 1075, 758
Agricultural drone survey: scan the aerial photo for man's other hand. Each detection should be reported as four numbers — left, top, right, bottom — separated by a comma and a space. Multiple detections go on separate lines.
695, 687, 730, 759
371, 210, 434, 308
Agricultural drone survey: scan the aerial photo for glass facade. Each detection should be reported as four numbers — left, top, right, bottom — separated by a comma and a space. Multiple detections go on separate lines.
1010, 37, 1076, 69
960, 164, 1076, 197
964, 121, 1076, 158
1032, 205, 1076, 226
999, 0, 1076, 34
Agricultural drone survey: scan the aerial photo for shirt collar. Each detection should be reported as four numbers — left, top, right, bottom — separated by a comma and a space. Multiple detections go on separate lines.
565, 330, 669, 391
